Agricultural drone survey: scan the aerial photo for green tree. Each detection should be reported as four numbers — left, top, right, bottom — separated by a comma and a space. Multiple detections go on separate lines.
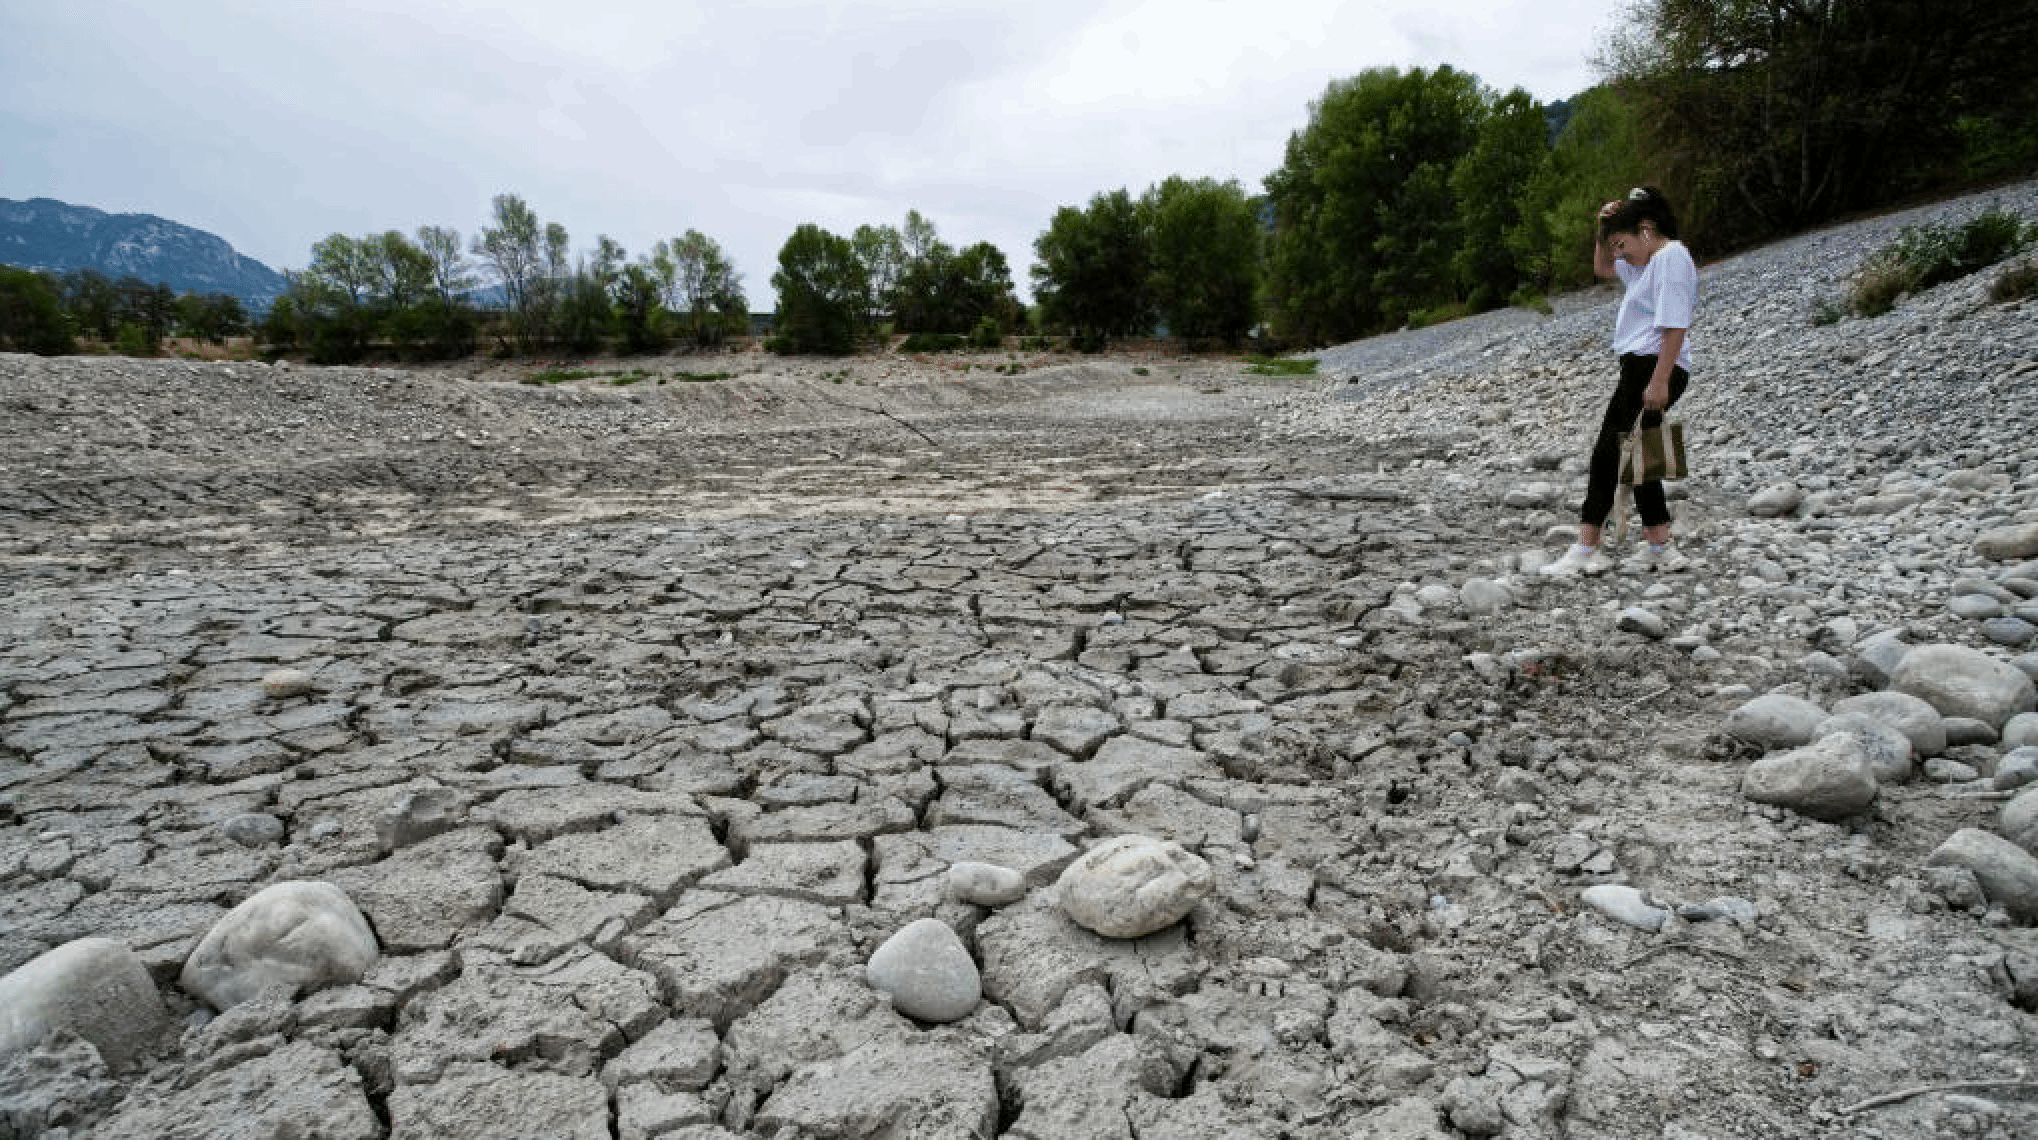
1140, 176, 1260, 344
771, 224, 867, 355
850, 223, 906, 326
1032, 189, 1150, 349
174, 292, 248, 344
1506, 86, 1645, 293
614, 263, 670, 354
59, 270, 118, 341
655, 230, 747, 347
1264, 66, 1488, 343
1605, 0, 2038, 248
0, 267, 75, 355
1449, 89, 1548, 310
472, 193, 552, 351
557, 263, 614, 355
415, 224, 475, 299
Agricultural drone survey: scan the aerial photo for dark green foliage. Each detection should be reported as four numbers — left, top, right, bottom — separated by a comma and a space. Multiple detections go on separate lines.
968, 315, 1002, 350
557, 269, 614, 355
0, 266, 75, 355
1141, 177, 1260, 344
899, 332, 969, 352
771, 224, 867, 355
1032, 189, 1151, 346
1505, 87, 1645, 294
173, 292, 248, 343
386, 296, 479, 360
1606, 0, 2038, 250
1846, 208, 2035, 317
1263, 66, 1495, 344
1451, 90, 1547, 311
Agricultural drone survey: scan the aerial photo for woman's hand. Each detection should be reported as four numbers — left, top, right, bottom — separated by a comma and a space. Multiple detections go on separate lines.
1599, 200, 1621, 219
1643, 377, 1670, 411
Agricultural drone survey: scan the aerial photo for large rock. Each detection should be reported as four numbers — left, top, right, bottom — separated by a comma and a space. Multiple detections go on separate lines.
1833, 690, 1949, 757
1740, 736, 1878, 820
1056, 835, 1213, 939
1849, 630, 1911, 689
865, 918, 981, 1023
1926, 828, 2038, 923
1723, 693, 1827, 749
180, 881, 379, 1010
1747, 482, 1804, 518
2002, 786, 2038, 855
1813, 712, 1914, 782
1976, 522, 2038, 562
1890, 643, 2038, 729
0, 938, 170, 1070
2004, 712, 2038, 751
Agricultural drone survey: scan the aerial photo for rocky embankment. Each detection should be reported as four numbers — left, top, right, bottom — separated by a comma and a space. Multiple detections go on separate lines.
1, 180, 2035, 1140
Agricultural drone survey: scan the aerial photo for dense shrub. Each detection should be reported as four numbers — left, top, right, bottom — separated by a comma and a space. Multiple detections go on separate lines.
1846, 208, 2036, 316
0, 267, 75, 355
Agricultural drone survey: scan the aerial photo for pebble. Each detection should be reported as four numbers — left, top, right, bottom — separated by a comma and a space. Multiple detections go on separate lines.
947, 861, 1027, 907
1580, 884, 1669, 932
260, 667, 316, 699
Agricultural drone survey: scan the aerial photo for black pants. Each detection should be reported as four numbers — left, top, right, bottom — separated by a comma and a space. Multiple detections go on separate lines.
1580, 353, 1689, 529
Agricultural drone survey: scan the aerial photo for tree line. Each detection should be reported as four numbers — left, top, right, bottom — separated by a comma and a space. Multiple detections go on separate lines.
6, 0, 2029, 360
257, 194, 751, 364
0, 267, 249, 356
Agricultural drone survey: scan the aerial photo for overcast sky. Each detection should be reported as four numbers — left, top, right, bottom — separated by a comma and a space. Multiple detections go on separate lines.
1, 0, 1628, 302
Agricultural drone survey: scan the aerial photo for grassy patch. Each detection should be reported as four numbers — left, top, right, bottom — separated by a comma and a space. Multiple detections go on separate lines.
1991, 260, 2038, 303
1243, 355, 1319, 377
524, 368, 595, 385
1845, 206, 2036, 317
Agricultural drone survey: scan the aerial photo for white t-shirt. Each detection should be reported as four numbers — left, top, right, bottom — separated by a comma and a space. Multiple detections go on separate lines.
1612, 240, 1696, 369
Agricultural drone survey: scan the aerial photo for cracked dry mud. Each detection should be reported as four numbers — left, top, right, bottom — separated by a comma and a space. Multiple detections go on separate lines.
4, 186, 2038, 1140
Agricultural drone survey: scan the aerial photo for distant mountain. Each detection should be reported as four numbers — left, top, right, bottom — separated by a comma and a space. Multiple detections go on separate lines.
0, 197, 287, 306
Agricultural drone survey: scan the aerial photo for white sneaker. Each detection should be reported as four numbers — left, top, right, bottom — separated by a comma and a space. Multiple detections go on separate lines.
1540, 545, 1613, 578
1625, 543, 1693, 573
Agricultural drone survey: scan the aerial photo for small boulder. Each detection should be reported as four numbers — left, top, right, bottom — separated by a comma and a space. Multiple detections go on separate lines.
1976, 522, 2038, 562
1926, 828, 2038, 923
0, 938, 170, 1070
1724, 693, 1827, 750
1995, 747, 2038, 793
1833, 691, 1948, 757
1747, 483, 1804, 518
2002, 785, 2038, 855
1055, 835, 1213, 939
1891, 643, 2038, 730
1848, 629, 1912, 689
1814, 713, 1913, 783
2004, 713, 2038, 751
1460, 578, 1514, 617
181, 881, 379, 1011
865, 918, 981, 1023
1741, 735, 1878, 820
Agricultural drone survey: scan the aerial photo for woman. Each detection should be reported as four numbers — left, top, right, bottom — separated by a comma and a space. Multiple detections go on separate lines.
1542, 186, 1698, 577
